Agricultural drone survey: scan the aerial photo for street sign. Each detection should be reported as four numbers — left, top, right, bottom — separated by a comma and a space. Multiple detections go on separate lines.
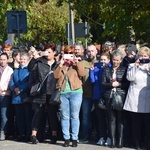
6, 11, 27, 34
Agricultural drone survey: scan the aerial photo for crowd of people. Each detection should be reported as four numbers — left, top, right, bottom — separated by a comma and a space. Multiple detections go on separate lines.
0, 39, 150, 150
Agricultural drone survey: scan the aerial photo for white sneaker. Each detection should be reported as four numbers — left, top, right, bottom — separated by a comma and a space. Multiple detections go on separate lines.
104, 137, 111, 146
96, 137, 105, 145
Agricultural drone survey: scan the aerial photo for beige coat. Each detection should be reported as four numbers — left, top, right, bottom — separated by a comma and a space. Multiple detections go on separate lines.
123, 63, 150, 113
54, 61, 86, 91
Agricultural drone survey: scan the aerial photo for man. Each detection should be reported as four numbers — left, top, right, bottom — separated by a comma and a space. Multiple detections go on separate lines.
79, 44, 98, 143
74, 43, 86, 60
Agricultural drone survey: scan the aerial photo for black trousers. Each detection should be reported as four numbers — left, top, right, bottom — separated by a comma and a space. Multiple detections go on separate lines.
93, 101, 108, 139
130, 112, 150, 147
108, 108, 124, 143
32, 95, 59, 132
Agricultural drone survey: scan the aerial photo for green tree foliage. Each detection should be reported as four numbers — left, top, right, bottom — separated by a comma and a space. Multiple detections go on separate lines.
57, 0, 150, 44
0, 0, 69, 45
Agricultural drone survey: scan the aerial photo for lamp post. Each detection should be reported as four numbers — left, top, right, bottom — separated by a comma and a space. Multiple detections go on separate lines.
69, 2, 75, 45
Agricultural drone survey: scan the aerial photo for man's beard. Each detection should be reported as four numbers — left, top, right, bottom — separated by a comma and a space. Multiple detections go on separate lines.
86, 55, 95, 61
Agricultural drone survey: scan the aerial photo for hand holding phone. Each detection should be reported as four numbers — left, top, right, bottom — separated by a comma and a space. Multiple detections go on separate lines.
94, 62, 103, 68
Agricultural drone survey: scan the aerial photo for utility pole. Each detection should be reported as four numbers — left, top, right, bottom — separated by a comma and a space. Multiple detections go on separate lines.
69, 2, 75, 45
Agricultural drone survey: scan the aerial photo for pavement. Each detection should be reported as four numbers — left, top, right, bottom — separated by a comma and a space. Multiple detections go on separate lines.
0, 140, 134, 150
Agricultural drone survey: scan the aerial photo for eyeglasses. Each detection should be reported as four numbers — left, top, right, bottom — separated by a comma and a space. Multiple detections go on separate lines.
64, 52, 74, 54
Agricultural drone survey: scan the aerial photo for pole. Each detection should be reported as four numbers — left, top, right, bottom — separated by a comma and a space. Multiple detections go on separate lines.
69, 3, 75, 45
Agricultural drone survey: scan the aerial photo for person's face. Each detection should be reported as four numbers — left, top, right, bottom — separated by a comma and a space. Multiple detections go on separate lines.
138, 52, 149, 59
3, 48, 12, 56
112, 55, 122, 68
45, 48, 55, 61
75, 46, 84, 56
14, 53, 20, 63
100, 55, 110, 67
20, 55, 29, 66
87, 45, 97, 57
0, 55, 8, 67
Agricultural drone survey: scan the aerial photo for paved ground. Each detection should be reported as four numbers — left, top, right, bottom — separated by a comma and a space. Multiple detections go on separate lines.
0, 140, 135, 150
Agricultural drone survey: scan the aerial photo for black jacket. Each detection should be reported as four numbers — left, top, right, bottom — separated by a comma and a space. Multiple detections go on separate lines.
101, 65, 129, 99
28, 57, 58, 104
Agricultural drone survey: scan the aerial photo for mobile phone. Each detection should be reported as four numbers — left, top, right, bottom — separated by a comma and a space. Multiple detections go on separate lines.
139, 59, 150, 63
94, 62, 103, 68
63, 54, 74, 60
43, 51, 49, 56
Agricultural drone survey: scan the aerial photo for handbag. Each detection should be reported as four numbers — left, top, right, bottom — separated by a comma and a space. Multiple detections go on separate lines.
111, 90, 123, 111
30, 83, 42, 96
49, 71, 67, 105
98, 98, 106, 110
30, 71, 50, 96
49, 88, 61, 105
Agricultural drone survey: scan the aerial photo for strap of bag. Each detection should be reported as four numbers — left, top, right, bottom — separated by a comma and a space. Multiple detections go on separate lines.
40, 71, 50, 86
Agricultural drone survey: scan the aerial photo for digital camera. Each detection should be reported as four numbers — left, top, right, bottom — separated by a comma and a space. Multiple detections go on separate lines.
63, 54, 74, 60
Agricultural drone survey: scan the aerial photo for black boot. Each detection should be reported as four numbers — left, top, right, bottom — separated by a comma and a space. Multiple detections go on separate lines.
111, 138, 116, 148
118, 124, 123, 148
72, 140, 77, 147
63, 140, 70, 147
109, 114, 116, 148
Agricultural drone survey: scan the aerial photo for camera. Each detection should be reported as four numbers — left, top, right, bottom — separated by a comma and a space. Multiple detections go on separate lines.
139, 58, 150, 63
63, 54, 74, 60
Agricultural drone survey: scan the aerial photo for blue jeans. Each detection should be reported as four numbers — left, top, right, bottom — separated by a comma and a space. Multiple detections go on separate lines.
60, 92, 82, 140
80, 98, 93, 139
0, 96, 10, 131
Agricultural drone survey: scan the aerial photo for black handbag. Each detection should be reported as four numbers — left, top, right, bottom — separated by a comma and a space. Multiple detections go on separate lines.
49, 88, 61, 105
111, 90, 123, 111
30, 83, 42, 96
49, 72, 67, 105
30, 72, 50, 96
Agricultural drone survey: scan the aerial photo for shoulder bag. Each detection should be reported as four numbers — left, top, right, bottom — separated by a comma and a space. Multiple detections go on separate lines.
30, 72, 50, 96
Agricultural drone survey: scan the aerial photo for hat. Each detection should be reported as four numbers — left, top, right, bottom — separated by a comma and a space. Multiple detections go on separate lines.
5, 39, 13, 45
105, 41, 113, 47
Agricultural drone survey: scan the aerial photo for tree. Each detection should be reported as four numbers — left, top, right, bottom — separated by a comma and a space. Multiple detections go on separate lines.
57, 0, 150, 44
0, 0, 69, 45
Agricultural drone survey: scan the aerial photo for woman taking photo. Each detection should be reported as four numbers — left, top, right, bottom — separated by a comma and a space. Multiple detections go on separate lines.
89, 52, 112, 146
124, 46, 150, 150
54, 45, 85, 147
102, 50, 129, 148
29, 44, 59, 144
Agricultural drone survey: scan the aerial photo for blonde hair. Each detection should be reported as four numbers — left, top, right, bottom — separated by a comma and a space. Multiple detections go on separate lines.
138, 46, 150, 57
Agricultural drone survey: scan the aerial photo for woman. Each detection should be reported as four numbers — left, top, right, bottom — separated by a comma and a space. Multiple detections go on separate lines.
54, 45, 85, 147
29, 44, 59, 144
0, 53, 13, 140
123, 46, 150, 149
101, 50, 129, 148
89, 52, 112, 146
9, 52, 33, 142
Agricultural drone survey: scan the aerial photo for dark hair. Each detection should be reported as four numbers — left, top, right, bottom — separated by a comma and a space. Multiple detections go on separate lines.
44, 44, 56, 51
0, 52, 9, 59
12, 49, 20, 58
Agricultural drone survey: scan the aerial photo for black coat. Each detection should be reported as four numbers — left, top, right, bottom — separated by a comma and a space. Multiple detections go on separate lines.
101, 65, 129, 100
28, 57, 58, 104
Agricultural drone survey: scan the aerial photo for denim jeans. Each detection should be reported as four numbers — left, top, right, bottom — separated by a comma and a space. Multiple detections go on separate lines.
60, 92, 82, 140
80, 98, 93, 139
0, 96, 11, 131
